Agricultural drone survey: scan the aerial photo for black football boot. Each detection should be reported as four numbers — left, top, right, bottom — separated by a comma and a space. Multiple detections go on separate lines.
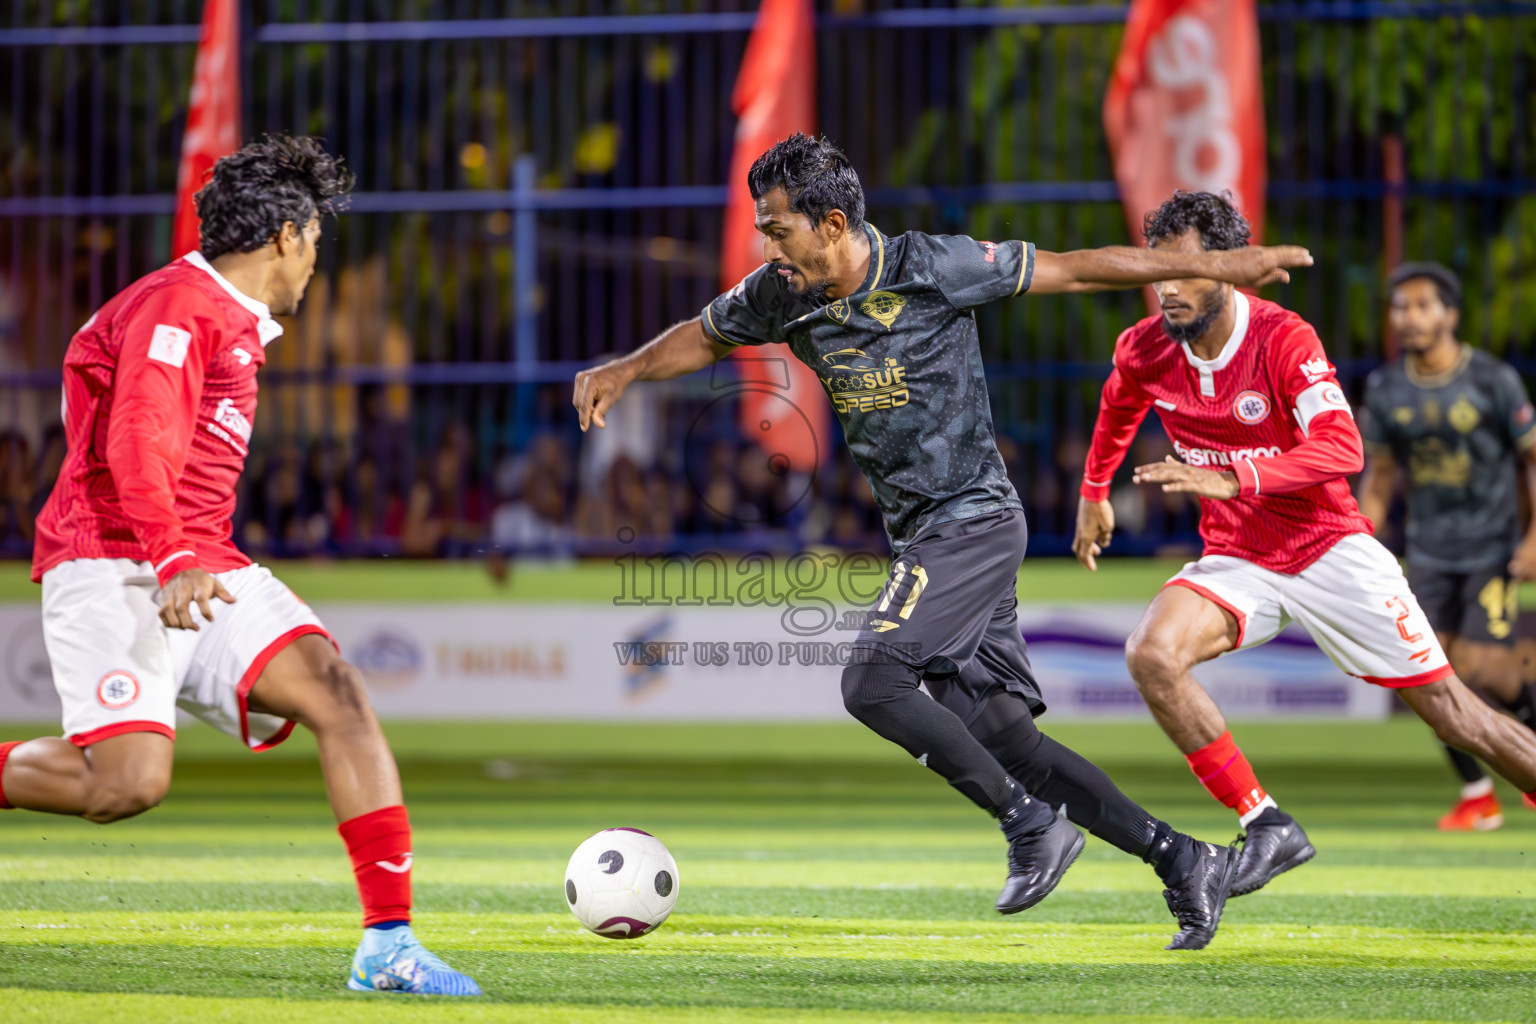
1159, 836, 1240, 950
1231, 806, 1315, 896
995, 784, 1085, 914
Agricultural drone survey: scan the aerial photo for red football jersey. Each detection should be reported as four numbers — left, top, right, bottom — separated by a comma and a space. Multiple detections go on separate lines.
1082, 292, 1372, 574
32, 252, 282, 586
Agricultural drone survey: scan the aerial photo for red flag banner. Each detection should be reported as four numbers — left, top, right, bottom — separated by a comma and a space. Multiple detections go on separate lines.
1104, 0, 1265, 304
722, 0, 825, 476
172, 0, 242, 259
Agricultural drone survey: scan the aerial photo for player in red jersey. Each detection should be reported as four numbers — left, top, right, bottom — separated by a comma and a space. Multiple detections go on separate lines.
1072, 191, 1536, 896
0, 136, 478, 997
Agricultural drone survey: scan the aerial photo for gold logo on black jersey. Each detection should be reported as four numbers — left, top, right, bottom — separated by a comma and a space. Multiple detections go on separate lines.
818, 355, 910, 414
822, 347, 877, 371
1393, 406, 1414, 425
1408, 437, 1471, 487
1449, 396, 1480, 434
860, 290, 908, 330
826, 298, 852, 325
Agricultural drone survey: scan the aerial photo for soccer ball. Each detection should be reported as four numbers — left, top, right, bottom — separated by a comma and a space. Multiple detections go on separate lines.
564, 828, 679, 939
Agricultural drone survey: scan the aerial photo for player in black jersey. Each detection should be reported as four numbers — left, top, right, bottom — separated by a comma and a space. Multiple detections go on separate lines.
1360, 262, 1536, 830
574, 134, 1312, 948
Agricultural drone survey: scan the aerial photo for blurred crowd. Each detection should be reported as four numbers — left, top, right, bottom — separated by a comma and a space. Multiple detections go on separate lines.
0, 412, 1201, 562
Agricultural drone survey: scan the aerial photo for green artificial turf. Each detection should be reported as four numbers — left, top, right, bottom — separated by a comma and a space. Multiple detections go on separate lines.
1, 719, 1533, 1022
3, 556, 1533, 611
0, 557, 1190, 605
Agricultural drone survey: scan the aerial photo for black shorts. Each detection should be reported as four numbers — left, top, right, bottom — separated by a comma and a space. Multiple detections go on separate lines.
852, 508, 1046, 718
1408, 562, 1520, 646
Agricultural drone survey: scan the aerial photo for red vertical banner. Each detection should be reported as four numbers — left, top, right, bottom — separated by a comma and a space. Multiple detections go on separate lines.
1104, 0, 1265, 306
172, 0, 242, 258
723, 0, 826, 475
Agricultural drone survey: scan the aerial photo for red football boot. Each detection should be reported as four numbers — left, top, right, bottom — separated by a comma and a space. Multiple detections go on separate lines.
1438, 792, 1504, 831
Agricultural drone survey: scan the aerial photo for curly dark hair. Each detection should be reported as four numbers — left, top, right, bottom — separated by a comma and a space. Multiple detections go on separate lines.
747, 133, 865, 232
1143, 190, 1251, 251
1387, 260, 1461, 311
194, 134, 354, 260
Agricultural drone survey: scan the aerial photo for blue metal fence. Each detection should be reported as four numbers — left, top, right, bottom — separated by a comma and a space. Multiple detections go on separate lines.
1, 1, 1533, 561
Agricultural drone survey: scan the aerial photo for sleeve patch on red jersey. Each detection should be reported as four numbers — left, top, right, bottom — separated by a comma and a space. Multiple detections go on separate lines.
1294, 379, 1355, 434
147, 324, 192, 369
1298, 356, 1332, 383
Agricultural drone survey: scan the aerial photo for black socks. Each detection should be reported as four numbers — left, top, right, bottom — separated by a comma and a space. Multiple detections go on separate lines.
1146, 823, 1199, 884
841, 660, 1034, 818
996, 777, 1057, 838
967, 690, 1164, 859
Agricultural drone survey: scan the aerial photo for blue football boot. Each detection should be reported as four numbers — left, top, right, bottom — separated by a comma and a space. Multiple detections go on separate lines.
346, 924, 481, 996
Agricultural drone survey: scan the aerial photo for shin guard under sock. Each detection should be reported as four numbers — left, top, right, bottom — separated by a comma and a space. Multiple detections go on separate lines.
1184, 731, 1270, 820
338, 805, 413, 928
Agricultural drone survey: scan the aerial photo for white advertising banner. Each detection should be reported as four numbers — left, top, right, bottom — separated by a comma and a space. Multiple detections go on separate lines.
0, 600, 1388, 722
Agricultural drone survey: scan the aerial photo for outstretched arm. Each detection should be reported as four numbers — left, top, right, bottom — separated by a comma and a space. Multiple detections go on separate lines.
1029, 244, 1313, 295
573, 317, 731, 431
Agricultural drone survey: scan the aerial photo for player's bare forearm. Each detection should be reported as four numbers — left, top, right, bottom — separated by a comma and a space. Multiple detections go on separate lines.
1028, 245, 1313, 295
573, 318, 730, 431
1357, 454, 1397, 535
629, 317, 730, 381
1133, 456, 1240, 499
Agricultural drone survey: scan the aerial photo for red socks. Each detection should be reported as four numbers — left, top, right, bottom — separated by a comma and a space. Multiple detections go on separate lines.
338, 805, 413, 927
0, 740, 22, 809
1185, 731, 1271, 821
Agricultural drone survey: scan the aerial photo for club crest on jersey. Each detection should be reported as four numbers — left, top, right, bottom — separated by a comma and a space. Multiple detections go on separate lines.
96, 670, 140, 709
860, 291, 907, 331
1232, 390, 1271, 425
1449, 396, 1480, 434
825, 298, 852, 325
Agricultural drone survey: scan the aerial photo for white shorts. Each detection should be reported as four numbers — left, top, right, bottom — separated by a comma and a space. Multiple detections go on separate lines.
1166, 533, 1453, 688
40, 559, 330, 749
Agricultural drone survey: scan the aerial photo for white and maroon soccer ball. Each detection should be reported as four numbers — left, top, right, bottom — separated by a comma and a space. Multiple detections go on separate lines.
564, 828, 679, 939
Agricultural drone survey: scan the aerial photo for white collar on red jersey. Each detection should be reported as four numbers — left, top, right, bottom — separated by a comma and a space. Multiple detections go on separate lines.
1181, 290, 1249, 397
181, 250, 285, 348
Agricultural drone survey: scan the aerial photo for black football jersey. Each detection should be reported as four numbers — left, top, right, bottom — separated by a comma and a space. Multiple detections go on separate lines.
702, 225, 1033, 554
1361, 346, 1536, 572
